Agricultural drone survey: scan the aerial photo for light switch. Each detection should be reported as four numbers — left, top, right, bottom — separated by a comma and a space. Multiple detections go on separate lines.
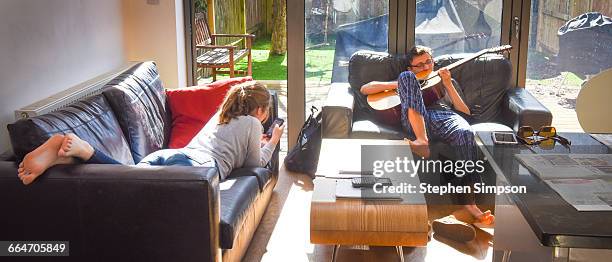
147, 0, 160, 5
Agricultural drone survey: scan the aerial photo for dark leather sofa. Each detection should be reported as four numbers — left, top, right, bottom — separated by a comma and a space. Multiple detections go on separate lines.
322, 50, 553, 139
0, 62, 278, 262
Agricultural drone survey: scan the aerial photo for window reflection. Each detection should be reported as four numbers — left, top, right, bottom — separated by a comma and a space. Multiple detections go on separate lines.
415, 0, 502, 55
305, 0, 389, 111
526, 1, 612, 131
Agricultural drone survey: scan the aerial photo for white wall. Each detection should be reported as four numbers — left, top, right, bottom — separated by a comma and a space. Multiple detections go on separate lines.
122, 0, 187, 89
0, 0, 126, 153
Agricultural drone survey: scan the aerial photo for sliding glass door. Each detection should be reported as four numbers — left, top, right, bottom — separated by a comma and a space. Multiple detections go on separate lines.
304, 0, 390, 111
524, 0, 611, 131
414, 0, 503, 56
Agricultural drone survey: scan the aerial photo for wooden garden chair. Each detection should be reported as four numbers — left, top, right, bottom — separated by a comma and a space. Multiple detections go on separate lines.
195, 17, 254, 81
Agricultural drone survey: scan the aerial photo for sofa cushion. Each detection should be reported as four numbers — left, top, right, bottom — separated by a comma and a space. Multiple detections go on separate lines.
470, 122, 512, 132
434, 53, 512, 124
348, 50, 409, 119
351, 120, 409, 140
166, 117, 205, 150
7, 94, 134, 164
102, 62, 171, 163
226, 167, 272, 191
219, 176, 259, 249
166, 76, 253, 149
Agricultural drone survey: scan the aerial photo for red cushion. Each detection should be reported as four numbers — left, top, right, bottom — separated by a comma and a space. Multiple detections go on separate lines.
166, 76, 253, 148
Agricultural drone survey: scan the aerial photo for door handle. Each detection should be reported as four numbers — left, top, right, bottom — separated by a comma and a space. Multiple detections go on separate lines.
513, 16, 520, 40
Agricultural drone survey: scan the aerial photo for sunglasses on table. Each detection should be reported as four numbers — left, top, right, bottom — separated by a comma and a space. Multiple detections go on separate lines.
516, 126, 571, 146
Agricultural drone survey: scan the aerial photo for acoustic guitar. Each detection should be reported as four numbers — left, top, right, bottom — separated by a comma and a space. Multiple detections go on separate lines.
366, 45, 512, 126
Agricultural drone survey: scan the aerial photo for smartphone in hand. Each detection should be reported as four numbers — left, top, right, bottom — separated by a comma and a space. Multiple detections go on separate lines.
266, 118, 284, 138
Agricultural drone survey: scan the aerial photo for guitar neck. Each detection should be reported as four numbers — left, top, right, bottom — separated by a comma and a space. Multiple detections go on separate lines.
428, 45, 512, 79
446, 51, 487, 71
426, 50, 487, 80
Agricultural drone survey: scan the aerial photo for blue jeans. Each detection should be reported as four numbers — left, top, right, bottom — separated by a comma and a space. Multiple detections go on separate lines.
86, 149, 214, 167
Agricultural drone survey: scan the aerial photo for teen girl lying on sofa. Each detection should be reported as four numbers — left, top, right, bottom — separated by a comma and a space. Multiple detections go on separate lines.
17, 81, 284, 185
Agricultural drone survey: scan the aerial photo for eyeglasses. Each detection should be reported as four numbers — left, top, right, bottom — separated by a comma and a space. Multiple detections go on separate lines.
517, 126, 571, 146
409, 59, 433, 68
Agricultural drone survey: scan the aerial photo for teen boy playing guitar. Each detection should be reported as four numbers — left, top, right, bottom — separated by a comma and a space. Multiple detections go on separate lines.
360, 46, 495, 231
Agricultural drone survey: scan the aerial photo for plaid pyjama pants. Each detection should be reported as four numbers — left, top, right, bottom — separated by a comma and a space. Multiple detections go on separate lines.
396, 71, 478, 162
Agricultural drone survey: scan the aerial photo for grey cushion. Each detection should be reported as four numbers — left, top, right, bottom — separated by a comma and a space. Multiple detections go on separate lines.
102, 62, 172, 163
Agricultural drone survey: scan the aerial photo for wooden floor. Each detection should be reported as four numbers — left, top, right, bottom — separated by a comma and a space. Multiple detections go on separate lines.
243, 92, 497, 261
242, 163, 496, 262
238, 81, 587, 261
207, 80, 584, 261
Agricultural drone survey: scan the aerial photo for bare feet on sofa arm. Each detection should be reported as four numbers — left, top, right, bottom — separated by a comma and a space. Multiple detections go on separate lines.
58, 133, 94, 160
17, 134, 75, 185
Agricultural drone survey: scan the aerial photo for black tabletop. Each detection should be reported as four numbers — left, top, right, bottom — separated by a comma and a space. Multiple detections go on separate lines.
477, 131, 612, 249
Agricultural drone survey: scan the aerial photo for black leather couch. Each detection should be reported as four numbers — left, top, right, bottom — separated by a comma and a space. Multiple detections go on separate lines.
0, 62, 278, 262
322, 50, 553, 139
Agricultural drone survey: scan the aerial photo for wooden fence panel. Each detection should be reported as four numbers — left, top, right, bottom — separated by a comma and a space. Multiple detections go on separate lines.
592, 1, 612, 16
214, 0, 267, 39
215, 0, 246, 45
535, 0, 612, 54
246, 0, 264, 34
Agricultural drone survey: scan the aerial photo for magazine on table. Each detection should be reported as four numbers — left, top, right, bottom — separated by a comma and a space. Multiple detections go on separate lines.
515, 154, 612, 179
590, 133, 612, 151
545, 179, 612, 211
515, 154, 612, 211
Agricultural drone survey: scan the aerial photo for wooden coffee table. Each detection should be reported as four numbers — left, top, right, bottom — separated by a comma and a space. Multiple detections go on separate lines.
310, 139, 429, 261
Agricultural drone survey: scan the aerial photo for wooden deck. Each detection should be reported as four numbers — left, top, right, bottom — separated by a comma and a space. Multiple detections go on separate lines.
535, 95, 583, 132
525, 84, 584, 132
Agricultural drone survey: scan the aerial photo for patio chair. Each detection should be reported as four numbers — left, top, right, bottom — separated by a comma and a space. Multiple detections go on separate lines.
195, 17, 254, 81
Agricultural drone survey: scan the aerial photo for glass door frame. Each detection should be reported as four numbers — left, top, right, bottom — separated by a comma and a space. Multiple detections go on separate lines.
183, 0, 196, 86
287, 0, 305, 150
507, 0, 532, 88
287, 0, 523, 148
287, 0, 403, 149
399, 0, 519, 87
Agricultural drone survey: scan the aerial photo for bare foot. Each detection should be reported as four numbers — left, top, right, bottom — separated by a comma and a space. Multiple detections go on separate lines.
58, 133, 94, 160
20, 134, 74, 185
452, 205, 495, 227
473, 210, 495, 227
405, 138, 430, 158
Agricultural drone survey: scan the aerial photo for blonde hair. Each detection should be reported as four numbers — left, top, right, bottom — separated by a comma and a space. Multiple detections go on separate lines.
218, 81, 270, 125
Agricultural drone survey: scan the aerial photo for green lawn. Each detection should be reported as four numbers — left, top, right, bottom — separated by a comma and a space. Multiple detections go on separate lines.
305, 43, 335, 84
235, 38, 287, 80
525, 49, 585, 88
204, 37, 335, 83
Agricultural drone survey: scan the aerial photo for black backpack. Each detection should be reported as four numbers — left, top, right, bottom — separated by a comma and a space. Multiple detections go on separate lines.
284, 106, 322, 177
